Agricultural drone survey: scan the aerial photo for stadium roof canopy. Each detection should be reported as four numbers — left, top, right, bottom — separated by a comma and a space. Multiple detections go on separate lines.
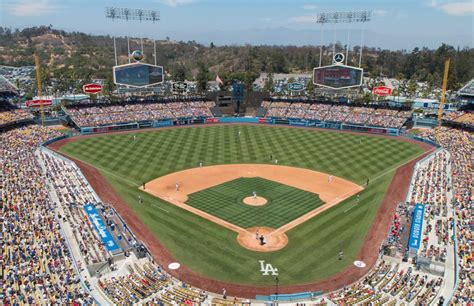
458, 79, 474, 97
0, 75, 18, 95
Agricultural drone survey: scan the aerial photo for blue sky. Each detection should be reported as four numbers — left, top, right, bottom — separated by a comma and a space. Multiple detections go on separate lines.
1, 0, 473, 49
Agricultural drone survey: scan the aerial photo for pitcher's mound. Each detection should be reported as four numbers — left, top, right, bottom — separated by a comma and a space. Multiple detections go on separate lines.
243, 196, 268, 206
237, 227, 288, 252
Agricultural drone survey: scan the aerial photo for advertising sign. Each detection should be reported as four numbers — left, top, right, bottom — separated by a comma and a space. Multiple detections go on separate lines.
372, 86, 393, 96
288, 82, 305, 91
172, 81, 188, 92
25, 99, 53, 107
83, 83, 103, 94
408, 204, 425, 249
84, 203, 121, 252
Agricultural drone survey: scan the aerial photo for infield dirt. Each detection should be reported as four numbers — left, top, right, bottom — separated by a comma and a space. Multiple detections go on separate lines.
140, 164, 363, 252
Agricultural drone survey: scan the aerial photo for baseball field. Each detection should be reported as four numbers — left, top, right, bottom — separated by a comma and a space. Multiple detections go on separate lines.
56, 124, 427, 292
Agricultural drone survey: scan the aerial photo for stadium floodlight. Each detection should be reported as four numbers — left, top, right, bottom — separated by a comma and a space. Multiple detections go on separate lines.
105, 7, 160, 23
105, 7, 161, 65
316, 10, 372, 24
315, 10, 372, 68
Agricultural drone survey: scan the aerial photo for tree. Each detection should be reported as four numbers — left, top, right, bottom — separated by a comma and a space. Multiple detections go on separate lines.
173, 65, 187, 81
196, 61, 209, 92
306, 79, 315, 97
407, 78, 418, 97
263, 73, 274, 93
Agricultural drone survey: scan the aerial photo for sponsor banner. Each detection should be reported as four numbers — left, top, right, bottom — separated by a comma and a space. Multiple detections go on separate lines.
83, 83, 103, 94
372, 86, 393, 96
289, 119, 306, 126
408, 204, 425, 249
172, 82, 188, 92
25, 99, 53, 107
258, 117, 267, 123
84, 203, 121, 252
288, 82, 305, 91
154, 120, 173, 127
206, 118, 220, 123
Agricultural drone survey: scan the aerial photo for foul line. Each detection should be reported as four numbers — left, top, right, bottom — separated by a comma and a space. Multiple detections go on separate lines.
366, 147, 435, 185
56, 150, 141, 187
51, 149, 170, 213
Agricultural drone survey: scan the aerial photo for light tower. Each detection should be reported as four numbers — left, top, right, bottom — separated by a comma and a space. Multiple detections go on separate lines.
105, 7, 161, 65
316, 10, 372, 67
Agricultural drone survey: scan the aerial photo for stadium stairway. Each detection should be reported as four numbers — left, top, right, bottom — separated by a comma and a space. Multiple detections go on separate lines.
210, 106, 224, 117
256, 107, 267, 117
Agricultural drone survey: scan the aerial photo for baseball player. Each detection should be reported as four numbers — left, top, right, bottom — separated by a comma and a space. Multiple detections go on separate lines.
175, 182, 180, 191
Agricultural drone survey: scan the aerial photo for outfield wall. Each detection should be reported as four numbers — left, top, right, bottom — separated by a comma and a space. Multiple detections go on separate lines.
77, 116, 401, 136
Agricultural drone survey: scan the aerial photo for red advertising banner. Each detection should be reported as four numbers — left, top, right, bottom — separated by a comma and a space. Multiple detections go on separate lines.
83, 83, 102, 94
206, 118, 220, 123
372, 86, 393, 96
25, 99, 53, 107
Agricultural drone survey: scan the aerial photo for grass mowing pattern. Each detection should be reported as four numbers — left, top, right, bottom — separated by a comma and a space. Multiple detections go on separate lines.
60, 125, 424, 286
186, 177, 324, 228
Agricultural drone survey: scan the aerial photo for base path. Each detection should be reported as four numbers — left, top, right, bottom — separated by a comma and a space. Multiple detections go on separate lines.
142, 164, 361, 205
141, 164, 363, 252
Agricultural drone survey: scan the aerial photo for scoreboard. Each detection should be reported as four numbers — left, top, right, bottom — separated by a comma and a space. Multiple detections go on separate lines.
113, 63, 164, 87
313, 64, 363, 89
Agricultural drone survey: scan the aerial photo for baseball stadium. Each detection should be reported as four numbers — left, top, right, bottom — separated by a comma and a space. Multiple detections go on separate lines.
1, 3, 473, 306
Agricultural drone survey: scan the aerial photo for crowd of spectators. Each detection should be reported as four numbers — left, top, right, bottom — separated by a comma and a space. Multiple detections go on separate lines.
98, 260, 207, 305
327, 261, 443, 305
40, 151, 111, 265
66, 101, 215, 128
262, 101, 412, 129
419, 127, 473, 304
0, 106, 34, 126
408, 150, 450, 262
444, 111, 474, 126
2, 126, 94, 304
2, 116, 471, 305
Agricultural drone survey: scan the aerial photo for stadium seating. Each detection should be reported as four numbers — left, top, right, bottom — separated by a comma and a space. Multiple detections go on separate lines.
65, 101, 215, 128
444, 111, 474, 126
1, 117, 471, 305
407, 150, 450, 262
0, 106, 34, 126
97, 260, 207, 305
1, 126, 94, 304
419, 127, 473, 304
327, 261, 443, 305
261, 100, 412, 129
40, 152, 110, 265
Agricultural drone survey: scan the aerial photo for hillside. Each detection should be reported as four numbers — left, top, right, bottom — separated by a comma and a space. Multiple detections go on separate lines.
0, 26, 473, 92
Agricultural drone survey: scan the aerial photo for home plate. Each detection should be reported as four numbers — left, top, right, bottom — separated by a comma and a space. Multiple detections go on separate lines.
353, 260, 366, 268
168, 262, 181, 270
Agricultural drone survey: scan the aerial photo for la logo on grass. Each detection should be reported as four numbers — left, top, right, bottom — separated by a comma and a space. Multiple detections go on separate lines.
259, 260, 279, 276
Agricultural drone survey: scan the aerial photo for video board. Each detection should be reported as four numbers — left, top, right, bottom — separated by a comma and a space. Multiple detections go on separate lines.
313, 65, 363, 89
113, 63, 164, 87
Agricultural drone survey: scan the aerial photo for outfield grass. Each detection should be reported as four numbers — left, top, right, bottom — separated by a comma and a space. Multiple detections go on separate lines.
186, 177, 324, 228
60, 125, 424, 286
